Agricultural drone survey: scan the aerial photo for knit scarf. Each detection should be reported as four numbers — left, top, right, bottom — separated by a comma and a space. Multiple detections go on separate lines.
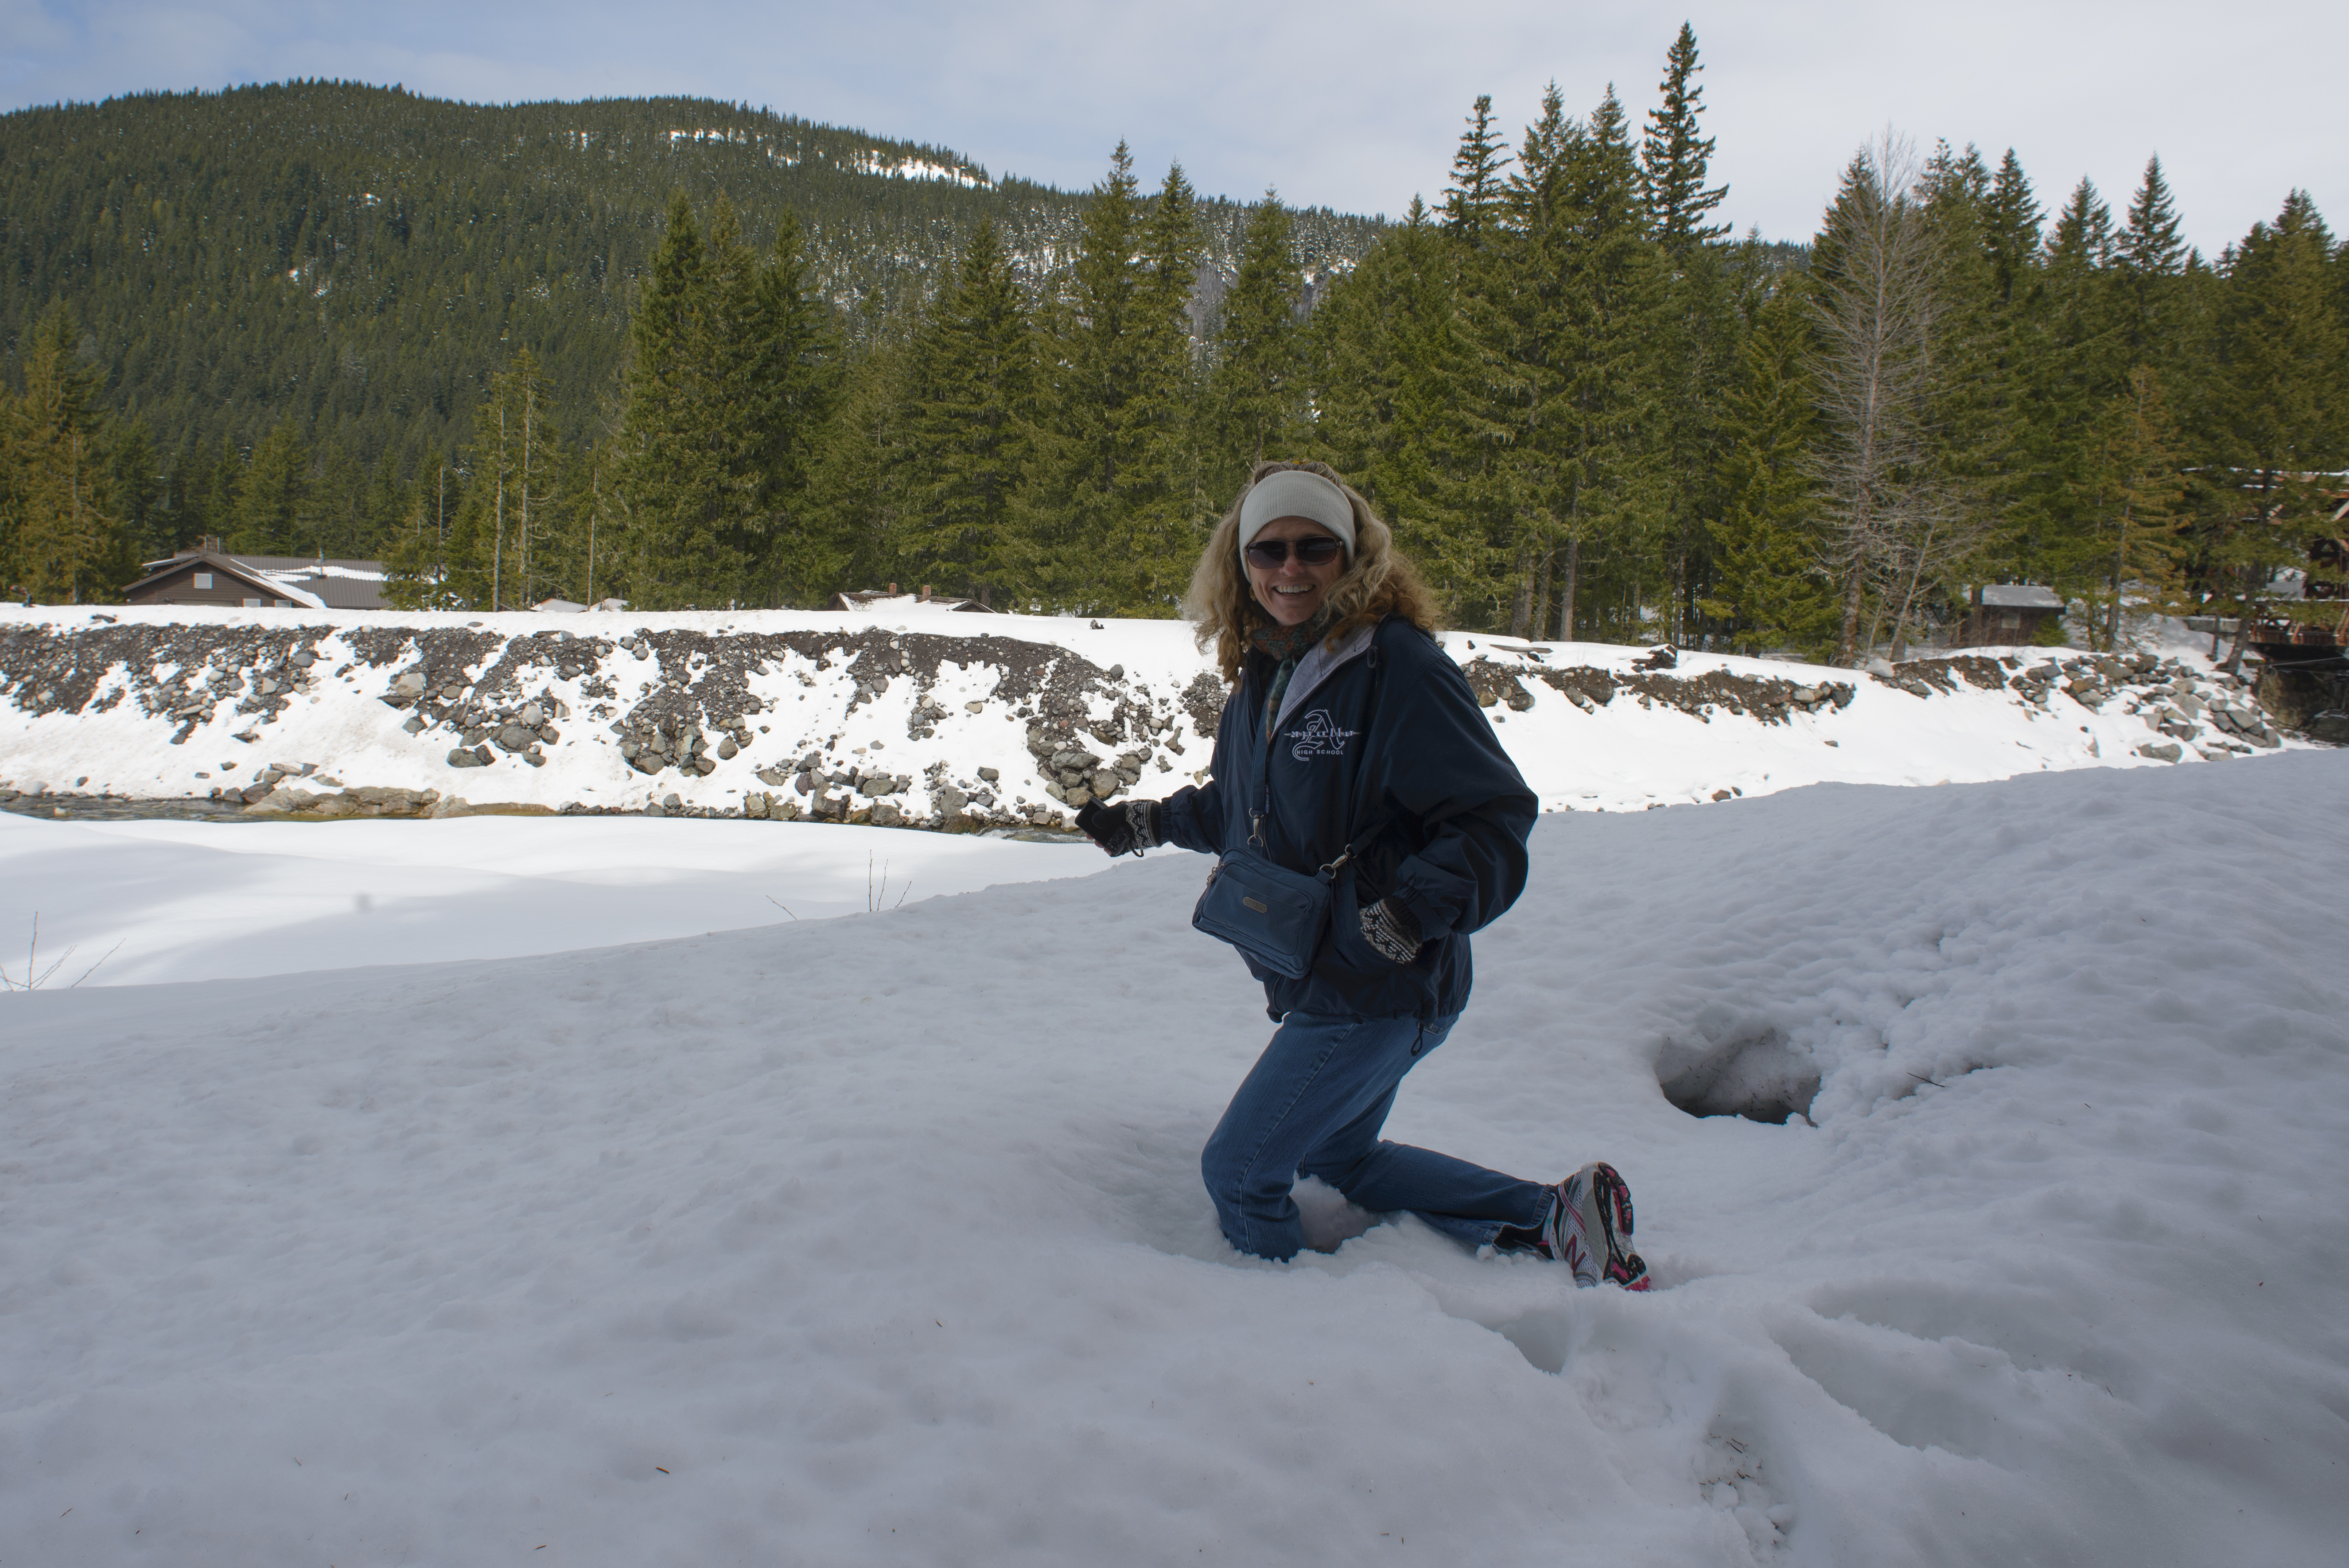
1251, 609, 1334, 742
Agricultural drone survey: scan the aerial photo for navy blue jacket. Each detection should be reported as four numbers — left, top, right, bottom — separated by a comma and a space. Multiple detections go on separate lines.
1159, 616, 1536, 1021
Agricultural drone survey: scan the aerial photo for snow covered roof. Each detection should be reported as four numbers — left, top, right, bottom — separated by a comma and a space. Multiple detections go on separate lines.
231, 556, 389, 611
829, 589, 994, 613
122, 551, 328, 610
137, 550, 387, 610
1980, 584, 2065, 610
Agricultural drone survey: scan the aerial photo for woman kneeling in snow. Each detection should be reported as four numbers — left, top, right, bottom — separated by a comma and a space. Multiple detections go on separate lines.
1077, 459, 1650, 1287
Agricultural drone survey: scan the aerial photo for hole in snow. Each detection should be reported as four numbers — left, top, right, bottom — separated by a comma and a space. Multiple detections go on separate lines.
1656, 1026, 1820, 1125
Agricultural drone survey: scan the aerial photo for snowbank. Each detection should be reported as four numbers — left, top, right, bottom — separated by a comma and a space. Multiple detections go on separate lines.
0, 603, 2310, 827
4, 753, 2345, 1563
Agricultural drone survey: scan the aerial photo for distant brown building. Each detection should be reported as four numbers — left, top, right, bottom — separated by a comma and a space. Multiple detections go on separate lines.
828, 583, 995, 613
124, 539, 390, 610
1960, 584, 2065, 645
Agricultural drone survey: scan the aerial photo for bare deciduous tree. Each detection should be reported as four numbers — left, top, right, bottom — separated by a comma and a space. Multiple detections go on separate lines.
1805, 135, 1982, 664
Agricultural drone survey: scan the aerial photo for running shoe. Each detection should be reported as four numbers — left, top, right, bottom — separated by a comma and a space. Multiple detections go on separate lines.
1544, 1162, 1651, 1291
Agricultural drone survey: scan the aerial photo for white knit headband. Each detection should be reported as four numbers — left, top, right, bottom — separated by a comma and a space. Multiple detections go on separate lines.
1237, 470, 1357, 561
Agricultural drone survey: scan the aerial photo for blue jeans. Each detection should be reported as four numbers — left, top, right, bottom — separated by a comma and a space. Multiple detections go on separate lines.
1201, 1011, 1556, 1261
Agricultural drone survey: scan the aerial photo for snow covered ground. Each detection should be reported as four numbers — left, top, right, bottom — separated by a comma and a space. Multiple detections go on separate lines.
1, 602, 2307, 829
5, 751, 2344, 1564
0, 813, 1102, 987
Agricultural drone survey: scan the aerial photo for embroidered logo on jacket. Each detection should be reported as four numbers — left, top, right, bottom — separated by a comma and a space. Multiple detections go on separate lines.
1286, 708, 1360, 760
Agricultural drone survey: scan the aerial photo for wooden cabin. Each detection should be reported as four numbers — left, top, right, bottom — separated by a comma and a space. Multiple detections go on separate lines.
123, 539, 389, 610
1960, 584, 2066, 646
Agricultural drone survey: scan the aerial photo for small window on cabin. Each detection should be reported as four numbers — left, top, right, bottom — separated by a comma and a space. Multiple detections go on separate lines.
275, 599, 292, 608
194, 572, 213, 588
243, 597, 261, 607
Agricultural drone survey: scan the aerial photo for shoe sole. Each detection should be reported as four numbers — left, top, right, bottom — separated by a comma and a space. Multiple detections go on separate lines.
1585, 1163, 1652, 1292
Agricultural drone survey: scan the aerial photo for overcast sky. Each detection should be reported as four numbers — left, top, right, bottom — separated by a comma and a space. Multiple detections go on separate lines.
3, 1, 2340, 257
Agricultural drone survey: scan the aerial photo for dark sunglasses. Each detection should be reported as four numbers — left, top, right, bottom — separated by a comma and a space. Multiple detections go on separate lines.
1244, 537, 1346, 569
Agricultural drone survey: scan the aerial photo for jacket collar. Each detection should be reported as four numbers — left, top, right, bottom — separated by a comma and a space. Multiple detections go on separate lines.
1272, 619, 1379, 735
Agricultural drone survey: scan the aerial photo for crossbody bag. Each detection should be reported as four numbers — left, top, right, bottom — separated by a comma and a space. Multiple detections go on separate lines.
1190, 641, 1387, 979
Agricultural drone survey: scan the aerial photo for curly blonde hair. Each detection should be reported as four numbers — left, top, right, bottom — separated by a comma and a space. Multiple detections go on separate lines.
1182, 459, 1441, 683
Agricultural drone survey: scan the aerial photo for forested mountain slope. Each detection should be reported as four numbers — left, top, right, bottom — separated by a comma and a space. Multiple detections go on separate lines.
0, 81, 1382, 467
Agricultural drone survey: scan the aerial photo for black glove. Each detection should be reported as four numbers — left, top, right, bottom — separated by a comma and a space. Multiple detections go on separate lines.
1359, 896, 1423, 964
1075, 798, 1161, 857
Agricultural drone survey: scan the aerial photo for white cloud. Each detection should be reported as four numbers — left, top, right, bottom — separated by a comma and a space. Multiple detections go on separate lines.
3, 0, 2340, 253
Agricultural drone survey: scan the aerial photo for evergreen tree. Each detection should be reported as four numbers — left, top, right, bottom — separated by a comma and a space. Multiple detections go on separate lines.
1640, 23, 1729, 257
616, 192, 733, 606
903, 221, 1037, 605
710, 203, 841, 606
0, 303, 127, 600
2207, 191, 2349, 667
1306, 199, 1493, 611
1122, 162, 1210, 609
810, 312, 918, 595
108, 419, 163, 562
1548, 87, 1666, 643
2118, 156, 2187, 276
1441, 96, 1512, 247
614, 192, 837, 607
1472, 83, 1575, 634
1206, 193, 1307, 488
2115, 156, 2190, 371
1638, 28, 1738, 640
2009, 177, 2126, 590
1037, 144, 1156, 609
233, 418, 310, 556
1981, 149, 2043, 307
2072, 364, 2190, 650
1702, 264, 1836, 654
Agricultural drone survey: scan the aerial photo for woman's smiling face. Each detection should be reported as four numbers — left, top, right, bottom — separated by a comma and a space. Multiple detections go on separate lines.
1245, 516, 1347, 627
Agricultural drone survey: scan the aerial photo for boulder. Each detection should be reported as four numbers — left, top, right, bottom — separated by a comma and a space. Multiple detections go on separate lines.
247, 786, 319, 814
2136, 741, 2183, 762
717, 737, 739, 760
872, 802, 903, 827
977, 766, 1000, 782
